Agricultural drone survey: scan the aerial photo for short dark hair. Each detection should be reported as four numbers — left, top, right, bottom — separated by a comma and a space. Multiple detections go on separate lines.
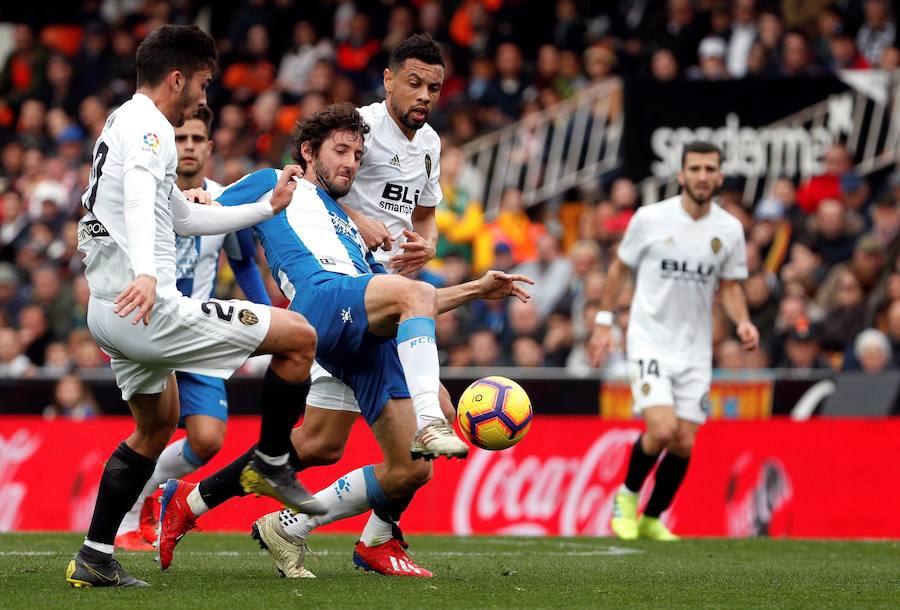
191, 105, 214, 137
681, 141, 724, 167
290, 103, 370, 170
136, 25, 218, 88
389, 34, 444, 71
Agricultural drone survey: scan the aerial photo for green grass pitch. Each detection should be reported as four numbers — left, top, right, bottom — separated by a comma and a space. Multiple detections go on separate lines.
1, 533, 897, 608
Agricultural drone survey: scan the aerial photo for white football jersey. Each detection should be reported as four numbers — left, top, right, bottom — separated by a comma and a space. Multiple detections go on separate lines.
78, 93, 180, 299
618, 196, 748, 362
341, 101, 442, 265
174, 179, 227, 299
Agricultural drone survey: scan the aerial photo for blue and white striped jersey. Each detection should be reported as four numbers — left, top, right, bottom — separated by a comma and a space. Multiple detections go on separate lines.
217, 169, 385, 301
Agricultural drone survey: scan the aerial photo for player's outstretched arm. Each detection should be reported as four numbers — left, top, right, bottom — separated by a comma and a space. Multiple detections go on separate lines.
435, 270, 534, 314
587, 255, 631, 367
719, 279, 760, 351
172, 166, 304, 236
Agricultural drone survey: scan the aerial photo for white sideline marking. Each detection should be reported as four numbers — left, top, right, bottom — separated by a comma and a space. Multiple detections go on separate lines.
1, 546, 643, 558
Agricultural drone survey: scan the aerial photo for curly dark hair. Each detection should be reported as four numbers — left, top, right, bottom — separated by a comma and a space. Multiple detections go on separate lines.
290, 103, 370, 170
136, 25, 218, 88
389, 33, 444, 70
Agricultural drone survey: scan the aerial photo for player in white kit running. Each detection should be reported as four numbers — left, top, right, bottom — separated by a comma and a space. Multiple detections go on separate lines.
66, 26, 322, 589
588, 141, 759, 541
115, 106, 272, 551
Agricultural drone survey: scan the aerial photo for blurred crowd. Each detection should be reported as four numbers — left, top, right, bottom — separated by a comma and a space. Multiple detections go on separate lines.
1, 0, 900, 413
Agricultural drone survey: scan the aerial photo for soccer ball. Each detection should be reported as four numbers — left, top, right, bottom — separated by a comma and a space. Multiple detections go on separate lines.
456, 376, 532, 450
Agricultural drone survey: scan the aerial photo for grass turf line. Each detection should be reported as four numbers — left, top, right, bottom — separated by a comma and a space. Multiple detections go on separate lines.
1, 533, 898, 609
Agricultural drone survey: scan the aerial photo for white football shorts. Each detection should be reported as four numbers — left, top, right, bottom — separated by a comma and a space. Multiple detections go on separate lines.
627, 355, 712, 424
307, 361, 361, 414
88, 294, 270, 400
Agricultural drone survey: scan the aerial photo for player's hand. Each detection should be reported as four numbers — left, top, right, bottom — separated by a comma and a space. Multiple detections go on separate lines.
587, 324, 615, 368
270, 165, 304, 214
354, 214, 393, 252
184, 188, 212, 205
389, 229, 435, 276
736, 320, 759, 351
476, 270, 534, 302
114, 274, 157, 326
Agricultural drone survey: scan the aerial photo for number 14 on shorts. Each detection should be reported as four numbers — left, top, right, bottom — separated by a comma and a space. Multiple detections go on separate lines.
636, 358, 659, 378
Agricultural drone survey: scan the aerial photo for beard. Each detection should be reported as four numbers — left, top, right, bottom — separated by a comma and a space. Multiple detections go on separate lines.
391, 98, 427, 131
313, 157, 352, 199
173, 87, 199, 128
684, 181, 715, 205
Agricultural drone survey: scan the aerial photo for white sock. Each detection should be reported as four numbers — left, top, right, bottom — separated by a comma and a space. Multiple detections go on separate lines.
116, 438, 204, 536
359, 512, 395, 547
281, 466, 388, 540
255, 450, 288, 466
83, 538, 114, 555
396, 317, 443, 430
186, 486, 210, 516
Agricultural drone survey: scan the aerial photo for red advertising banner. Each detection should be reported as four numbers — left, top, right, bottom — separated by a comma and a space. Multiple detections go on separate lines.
1, 416, 898, 538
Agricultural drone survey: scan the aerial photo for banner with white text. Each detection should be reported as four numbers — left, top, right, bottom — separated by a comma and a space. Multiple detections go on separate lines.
1, 416, 898, 538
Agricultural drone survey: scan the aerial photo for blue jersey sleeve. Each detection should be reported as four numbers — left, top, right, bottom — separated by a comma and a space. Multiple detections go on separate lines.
226, 228, 270, 305
217, 168, 279, 208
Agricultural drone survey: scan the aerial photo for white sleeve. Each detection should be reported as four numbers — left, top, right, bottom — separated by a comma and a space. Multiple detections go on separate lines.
122, 166, 159, 278
616, 209, 647, 268
121, 122, 169, 182
720, 227, 749, 280
171, 188, 275, 236
419, 147, 442, 208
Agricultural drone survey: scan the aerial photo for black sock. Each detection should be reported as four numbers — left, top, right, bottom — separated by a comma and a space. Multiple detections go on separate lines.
623, 434, 661, 493
198, 441, 303, 509
198, 445, 256, 510
374, 495, 414, 541
643, 452, 690, 518
257, 367, 310, 459
82, 442, 156, 555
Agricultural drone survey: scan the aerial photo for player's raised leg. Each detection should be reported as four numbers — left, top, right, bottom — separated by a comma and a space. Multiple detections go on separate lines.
364, 273, 467, 459
238, 306, 324, 513
66, 375, 180, 587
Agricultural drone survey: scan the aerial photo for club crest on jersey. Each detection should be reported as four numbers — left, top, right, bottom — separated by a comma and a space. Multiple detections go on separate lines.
711, 237, 722, 254
238, 309, 259, 326
142, 132, 160, 152
424, 153, 432, 178
641, 382, 651, 396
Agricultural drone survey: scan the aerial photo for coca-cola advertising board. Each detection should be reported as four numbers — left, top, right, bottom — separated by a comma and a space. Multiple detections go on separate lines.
1, 416, 898, 538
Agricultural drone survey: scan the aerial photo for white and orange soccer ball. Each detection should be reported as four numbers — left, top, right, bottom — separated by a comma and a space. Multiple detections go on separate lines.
456, 376, 532, 450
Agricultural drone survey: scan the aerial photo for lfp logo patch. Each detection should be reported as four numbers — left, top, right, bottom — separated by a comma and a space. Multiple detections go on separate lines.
142, 132, 160, 150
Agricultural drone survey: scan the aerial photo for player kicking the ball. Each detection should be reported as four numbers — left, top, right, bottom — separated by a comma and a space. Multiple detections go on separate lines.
66, 26, 324, 589
114, 106, 272, 551
156, 104, 533, 577
588, 141, 759, 541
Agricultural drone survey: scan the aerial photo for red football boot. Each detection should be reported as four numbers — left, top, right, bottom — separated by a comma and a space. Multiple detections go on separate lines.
352, 539, 433, 577
139, 494, 159, 544
157, 479, 198, 570
115, 530, 155, 551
